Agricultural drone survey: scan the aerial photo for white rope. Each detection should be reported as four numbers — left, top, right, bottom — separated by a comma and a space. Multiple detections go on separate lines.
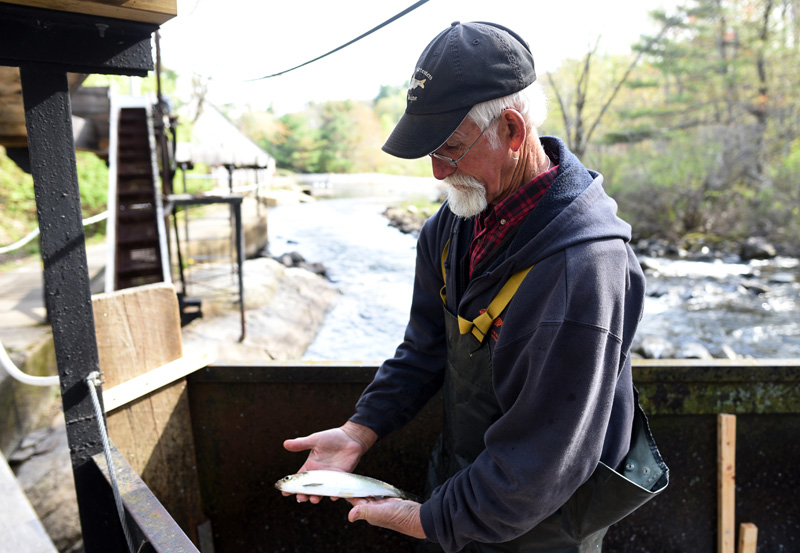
0, 337, 59, 386
0, 210, 109, 254
0, 210, 110, 384
86, 371, 136, 553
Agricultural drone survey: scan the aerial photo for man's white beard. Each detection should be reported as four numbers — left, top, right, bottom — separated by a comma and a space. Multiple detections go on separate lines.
445, 173, 487, 218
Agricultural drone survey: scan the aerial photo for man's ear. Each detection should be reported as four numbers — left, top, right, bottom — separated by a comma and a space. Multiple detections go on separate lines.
501, 109, 527, 152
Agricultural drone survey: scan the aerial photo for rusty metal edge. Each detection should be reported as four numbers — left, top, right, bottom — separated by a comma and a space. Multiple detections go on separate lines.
91, 445, 200, 553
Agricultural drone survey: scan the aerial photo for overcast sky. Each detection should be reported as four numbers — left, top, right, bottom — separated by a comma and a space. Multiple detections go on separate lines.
158, 0, 680, 114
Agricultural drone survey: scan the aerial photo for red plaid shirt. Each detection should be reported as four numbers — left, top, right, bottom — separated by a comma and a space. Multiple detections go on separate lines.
469, 158, 558, 277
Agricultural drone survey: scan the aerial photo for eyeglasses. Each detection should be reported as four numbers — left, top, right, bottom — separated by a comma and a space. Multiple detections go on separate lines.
429, 115, 498, 169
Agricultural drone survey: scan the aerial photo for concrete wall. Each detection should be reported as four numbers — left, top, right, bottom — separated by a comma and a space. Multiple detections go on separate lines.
0, 334, 57, 456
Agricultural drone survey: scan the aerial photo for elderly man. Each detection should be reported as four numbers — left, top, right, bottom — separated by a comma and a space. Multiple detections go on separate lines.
283, 21, 668, 552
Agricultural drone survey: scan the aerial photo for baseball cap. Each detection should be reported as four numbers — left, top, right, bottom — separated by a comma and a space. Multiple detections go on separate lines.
382, 21, 536, 159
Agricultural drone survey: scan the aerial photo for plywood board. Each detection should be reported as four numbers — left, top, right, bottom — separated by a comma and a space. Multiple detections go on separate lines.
92, 282, 205, 545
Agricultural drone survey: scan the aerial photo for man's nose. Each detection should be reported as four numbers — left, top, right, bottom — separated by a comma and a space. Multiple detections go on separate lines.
431, 157, 457, 180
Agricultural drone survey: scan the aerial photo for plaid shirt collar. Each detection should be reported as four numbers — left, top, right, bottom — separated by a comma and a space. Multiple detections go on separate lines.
469, 154, 558, 277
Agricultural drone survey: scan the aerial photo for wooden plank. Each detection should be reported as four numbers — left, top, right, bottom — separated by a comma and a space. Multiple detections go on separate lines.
0, 106, 27, 124
1, 0, 177, 24
737, 523, 758, 553
718, 414, 737, 553
103, 350, 213, 412
92, 282, 205, 546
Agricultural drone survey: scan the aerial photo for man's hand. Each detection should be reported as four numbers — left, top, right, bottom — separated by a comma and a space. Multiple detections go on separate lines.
347, 498, 425, 539
282, 421, 378, 503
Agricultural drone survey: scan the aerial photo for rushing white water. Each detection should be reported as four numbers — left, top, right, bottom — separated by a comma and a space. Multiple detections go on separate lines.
267, 197, 419, 361
267, 197, 800, 361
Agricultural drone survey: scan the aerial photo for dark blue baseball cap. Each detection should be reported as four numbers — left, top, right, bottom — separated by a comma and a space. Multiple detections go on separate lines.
382, 21, 536, 159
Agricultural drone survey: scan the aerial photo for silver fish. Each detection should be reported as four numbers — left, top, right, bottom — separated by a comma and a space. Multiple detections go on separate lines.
275, 470, 415, 500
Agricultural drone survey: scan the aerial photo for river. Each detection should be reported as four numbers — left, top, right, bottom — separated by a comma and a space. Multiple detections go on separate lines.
266, 196, 800, 361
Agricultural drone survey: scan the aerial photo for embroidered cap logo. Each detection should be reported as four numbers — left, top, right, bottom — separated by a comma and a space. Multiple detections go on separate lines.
408, 67, 434, 103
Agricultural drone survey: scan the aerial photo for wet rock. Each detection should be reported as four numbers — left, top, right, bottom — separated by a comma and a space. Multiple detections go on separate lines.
676, 342, 713, 360
634, 238, 673, 258
739, 279, 771, 295
297, 261, 327, 277
639, 256, 663, 273
740, 237, 777, 260
634, 336, 676, 360
769, 272, 795, 284
716, 344, 740, 360
274, 251, 327, 277
181, 257, 338, 361
384, 206, 431, 236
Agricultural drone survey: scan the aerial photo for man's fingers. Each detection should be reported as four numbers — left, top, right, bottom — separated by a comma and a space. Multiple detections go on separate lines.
347, 499, 425, 539
348, 503, 369, 522
283, 436, 312, 452
283, 492, 324, 503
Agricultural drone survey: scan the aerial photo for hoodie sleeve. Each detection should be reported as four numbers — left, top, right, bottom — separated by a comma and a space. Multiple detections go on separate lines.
350, 208, 451, 438
420, 242, 636, 552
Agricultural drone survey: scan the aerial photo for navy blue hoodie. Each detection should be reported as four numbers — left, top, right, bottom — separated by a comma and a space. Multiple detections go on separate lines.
351, 137, 646, 552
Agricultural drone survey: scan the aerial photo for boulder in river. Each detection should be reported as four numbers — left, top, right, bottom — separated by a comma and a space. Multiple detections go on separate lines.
634, 335, 676, 360
740, 237, 777, 260
676, 342, 714, 360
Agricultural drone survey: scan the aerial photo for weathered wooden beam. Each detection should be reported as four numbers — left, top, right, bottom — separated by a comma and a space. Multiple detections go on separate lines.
1, 0, 176, 24
0, 124, 28, 135
0, 106, 26, 124
0, 3, 156, 76
92, 282, 207, 545
102, 351, 213, 412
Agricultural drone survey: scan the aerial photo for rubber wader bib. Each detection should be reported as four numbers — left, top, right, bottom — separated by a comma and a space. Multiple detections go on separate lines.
425, 245, 668, 552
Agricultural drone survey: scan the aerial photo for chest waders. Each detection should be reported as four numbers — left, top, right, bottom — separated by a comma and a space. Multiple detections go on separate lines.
425, 242, 668, 553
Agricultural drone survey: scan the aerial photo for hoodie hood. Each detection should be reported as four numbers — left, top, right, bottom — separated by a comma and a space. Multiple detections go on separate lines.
477, 136, 630, 276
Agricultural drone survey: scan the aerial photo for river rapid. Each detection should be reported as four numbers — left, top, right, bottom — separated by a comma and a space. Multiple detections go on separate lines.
266, 196, 800, 362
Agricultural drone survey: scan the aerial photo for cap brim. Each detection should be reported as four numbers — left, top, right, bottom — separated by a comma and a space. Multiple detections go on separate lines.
381, 106, 472, 159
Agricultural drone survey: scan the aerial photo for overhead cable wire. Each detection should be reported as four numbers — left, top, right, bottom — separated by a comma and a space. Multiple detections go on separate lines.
248, 0, 432, 81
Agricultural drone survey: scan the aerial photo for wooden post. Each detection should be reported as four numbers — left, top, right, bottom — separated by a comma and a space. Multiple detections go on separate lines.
737, 522, 758, 553
92, 282, 206, 545
718, 414, 737, 553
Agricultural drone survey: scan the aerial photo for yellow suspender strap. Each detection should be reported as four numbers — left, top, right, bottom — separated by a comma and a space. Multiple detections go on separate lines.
457, 266, 533, 343
440, 239, 450, 304
440, 238, 533, 344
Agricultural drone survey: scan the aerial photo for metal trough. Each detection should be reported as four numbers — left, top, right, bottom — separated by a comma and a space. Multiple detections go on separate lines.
172, 359, 800, 553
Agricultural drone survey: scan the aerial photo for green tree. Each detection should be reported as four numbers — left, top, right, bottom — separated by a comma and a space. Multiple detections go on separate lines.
317, 101, 357, 173
269, 111, 322, 173
546, 14, 680, 160
602, 0, 800, 246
